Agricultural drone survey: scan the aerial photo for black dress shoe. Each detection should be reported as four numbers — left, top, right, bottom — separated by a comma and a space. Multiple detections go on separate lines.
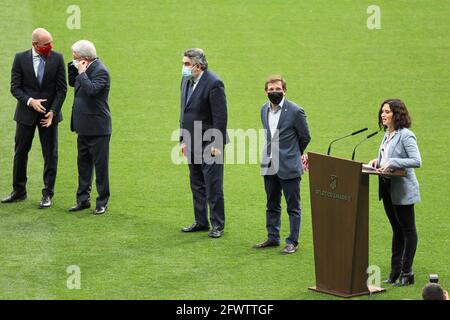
394, 272, 415, 287
208, 227, 224, 238
93, 206, 107, 215
383, 278, 397, 284
38, 195, 52, 209
1, 191, 27, 203
383, 272, 400, 284
253, 239, 280, 249
69, 201, 91, 212
181, 223, 210, 232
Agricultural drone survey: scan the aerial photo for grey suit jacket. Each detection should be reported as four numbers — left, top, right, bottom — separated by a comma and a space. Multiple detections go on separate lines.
377, 128, 422, 205
260, 98, 311, 179
68, 59, 112, 136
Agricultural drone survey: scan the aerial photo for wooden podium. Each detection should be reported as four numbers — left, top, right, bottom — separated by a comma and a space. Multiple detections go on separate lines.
307, 152, 403, 298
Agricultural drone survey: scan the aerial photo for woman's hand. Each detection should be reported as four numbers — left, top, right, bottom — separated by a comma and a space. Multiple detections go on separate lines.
377, 163, 392, 173
368, 159, 378, 168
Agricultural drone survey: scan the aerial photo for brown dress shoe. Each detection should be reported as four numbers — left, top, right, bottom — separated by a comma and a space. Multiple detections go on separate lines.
253, 239, 280, 248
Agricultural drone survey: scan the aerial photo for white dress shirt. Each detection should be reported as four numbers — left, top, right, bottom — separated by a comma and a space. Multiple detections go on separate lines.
268, 97, 285, 139
192, 71, 204, 91
380, 130, 397, 167
27, 48, 44, 106
32, 47, 42, 77
267, 97, 285, 159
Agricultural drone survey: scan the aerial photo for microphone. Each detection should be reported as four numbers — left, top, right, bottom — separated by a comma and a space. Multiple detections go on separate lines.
351, 130, 380, 161
327, 128, 368, 155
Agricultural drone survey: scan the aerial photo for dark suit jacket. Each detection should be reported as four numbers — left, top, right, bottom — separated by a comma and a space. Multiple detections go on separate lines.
68, 59, 112, 136
179, 69, 228, 155
10, 49, 67, 125
260, 99, 311, 180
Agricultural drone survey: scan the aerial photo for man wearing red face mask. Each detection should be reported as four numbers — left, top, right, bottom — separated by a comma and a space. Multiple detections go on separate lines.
1, 28, 67, 209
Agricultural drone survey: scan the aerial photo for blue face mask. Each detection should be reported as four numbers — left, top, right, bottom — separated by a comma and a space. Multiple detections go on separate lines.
182, 65, 194, 79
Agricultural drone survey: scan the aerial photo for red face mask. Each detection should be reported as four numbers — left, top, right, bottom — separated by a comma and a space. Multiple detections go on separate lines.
35, 43, 52, 57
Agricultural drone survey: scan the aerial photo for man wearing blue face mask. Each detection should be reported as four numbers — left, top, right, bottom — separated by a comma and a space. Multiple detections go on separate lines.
179, 48, 228, 238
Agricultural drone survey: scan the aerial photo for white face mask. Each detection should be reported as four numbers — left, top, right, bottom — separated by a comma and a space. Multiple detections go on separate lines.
72, 60, 81, 69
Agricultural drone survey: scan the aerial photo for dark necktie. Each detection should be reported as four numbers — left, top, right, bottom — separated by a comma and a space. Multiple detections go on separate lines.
37, 56, 46, 86
186, 80, 194, 103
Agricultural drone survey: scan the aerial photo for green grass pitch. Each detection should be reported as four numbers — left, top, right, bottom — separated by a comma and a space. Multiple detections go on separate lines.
0, 0, 449, 299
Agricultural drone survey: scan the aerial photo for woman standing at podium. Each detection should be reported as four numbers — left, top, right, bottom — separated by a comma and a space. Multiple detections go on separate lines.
369, 99, 422, 287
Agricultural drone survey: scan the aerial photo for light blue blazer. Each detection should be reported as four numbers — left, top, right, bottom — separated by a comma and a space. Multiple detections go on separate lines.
377, 128, 422, 205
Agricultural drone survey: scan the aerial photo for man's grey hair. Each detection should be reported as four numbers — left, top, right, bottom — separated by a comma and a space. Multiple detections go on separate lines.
184, 48, 208, 70
72, 40, 97, 59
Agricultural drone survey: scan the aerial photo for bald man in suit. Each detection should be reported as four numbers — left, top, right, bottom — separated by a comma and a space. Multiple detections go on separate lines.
2, 28, 67, 208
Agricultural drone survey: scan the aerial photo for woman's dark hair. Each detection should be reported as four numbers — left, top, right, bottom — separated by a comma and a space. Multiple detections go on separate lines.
378, 99, 412, 130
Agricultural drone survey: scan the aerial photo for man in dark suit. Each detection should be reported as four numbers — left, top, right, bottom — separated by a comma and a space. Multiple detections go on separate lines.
179, 48, 228, 238
67, 40, 112, 215
254, 75, 311, 254
2, 28, 67, 208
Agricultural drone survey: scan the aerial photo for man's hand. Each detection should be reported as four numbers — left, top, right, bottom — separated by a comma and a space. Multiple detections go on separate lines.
211, 147, 222, 157
29, 98, 47, 114
40, 111, 54, 128
301, 154, 309, 171
181, 143, 187, 157
78, 60, 88, 74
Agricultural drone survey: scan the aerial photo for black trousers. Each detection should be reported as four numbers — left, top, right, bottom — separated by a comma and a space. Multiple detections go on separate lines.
13, 121, 58, 197
380, 178, 418, 275
264, 175, 301, 245
76, 135, 110, 207
188, 162, 225, 229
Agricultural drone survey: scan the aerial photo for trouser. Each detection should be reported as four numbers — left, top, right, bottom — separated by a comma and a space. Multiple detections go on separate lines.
380, 178, 418, 275
264, 175, 301, 245
188, 162, 225, 229
76, 134, 110, 207
13, 121, 58, 197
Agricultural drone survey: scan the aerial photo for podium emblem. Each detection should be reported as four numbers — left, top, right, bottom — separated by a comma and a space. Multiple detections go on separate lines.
329, 175, 337, 190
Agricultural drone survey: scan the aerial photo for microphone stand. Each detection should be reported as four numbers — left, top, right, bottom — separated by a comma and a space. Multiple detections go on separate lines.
327, 128, 368, 155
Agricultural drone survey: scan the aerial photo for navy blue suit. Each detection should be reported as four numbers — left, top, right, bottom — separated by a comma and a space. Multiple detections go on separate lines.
10, 49, 67, 197
179, 69, 227, 229
260, 98, 311, 245
69, 59, 111, 207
